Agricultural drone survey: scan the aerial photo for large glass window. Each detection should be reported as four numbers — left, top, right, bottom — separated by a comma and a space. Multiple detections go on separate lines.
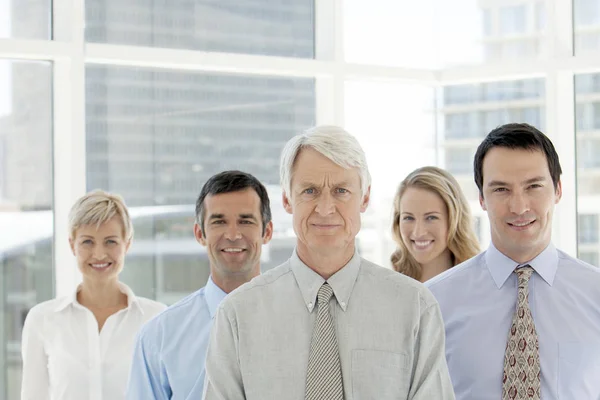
575, 0, 600, 54
575, 73, 600, 265
0, 60, 53, 400
85, 0, 315, 58
85, 65, 315, 304
344, 0, 548, 68
0, 0, 51, 40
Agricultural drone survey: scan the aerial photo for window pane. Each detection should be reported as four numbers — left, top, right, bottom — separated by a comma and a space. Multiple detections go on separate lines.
85, 65, 315, 304
344, 0, 548, 68
0, 0, 51, 39
0, 60, 53, 400
439, 78, 546, 248
575, 0, 600, 54
345, 80, 437, 267
575, 73, 600, 263
85, 0, 315, 58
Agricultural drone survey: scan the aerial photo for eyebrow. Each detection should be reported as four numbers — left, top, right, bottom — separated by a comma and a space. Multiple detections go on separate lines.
400, 211, 441, 216
487, 176, 547, 187
79, 235, 119, 239
208, 213, 258, 221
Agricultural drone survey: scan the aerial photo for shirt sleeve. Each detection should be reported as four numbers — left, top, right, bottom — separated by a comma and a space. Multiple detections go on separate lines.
408, 301, 456, 400
21, 307, 50, 400
126, 324, 172, 400
202, 304, 245, 400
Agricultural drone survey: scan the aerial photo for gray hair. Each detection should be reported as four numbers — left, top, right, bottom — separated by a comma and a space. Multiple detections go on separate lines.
279, 125, 371, 196
68, 189, 134, 241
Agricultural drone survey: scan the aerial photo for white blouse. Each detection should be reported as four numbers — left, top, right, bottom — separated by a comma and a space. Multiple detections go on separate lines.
21, 282, 166, 400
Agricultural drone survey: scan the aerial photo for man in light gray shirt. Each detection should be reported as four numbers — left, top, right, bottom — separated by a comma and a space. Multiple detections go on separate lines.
202, 126, 455, 400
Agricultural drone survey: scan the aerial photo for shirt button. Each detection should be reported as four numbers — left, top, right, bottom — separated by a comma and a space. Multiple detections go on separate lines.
308, 302, 313, 308
340, 301, 346, 307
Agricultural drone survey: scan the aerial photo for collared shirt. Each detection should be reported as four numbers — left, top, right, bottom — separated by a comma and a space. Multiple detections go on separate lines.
202, 250, 455, 400
126, 277, 226, 400
425, 242, 600, 400
21, 282, 166, 400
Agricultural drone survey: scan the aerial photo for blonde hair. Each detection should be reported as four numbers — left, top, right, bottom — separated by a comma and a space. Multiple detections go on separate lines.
280, 125, 371, 196
391, 166, 480, 280
68, 190, 133, 241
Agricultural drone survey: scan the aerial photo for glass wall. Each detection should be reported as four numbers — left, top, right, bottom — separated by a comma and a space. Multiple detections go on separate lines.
85, 65, 315, 304
0, 60, 54, 400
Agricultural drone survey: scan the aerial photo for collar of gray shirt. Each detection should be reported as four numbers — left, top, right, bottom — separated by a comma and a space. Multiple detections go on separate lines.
485, 241, 559, 289
289, 248, 361, 313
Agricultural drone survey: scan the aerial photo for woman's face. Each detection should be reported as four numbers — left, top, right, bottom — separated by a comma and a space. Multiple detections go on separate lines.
399, 187, 450, 268
70, 216, 130, 283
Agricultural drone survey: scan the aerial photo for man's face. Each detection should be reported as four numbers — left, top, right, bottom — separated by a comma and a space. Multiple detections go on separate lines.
283, 148, 370, 259
480, 147, 561, 263
194, 188, 273, 280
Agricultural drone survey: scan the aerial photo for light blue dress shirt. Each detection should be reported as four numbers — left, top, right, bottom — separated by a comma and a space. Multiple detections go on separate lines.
425, 242, 600, 400
126, 277, 226, 400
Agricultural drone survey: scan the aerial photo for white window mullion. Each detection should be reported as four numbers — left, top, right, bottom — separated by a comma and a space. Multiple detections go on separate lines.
52, 0, 86, 297
546, 0, 576, 255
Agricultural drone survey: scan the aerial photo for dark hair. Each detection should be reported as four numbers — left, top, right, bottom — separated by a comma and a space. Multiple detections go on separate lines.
474, 123, 562, 196
195, 170, 272, 235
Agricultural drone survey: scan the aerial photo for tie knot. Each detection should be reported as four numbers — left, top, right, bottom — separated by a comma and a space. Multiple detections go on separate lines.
515, 265, 534, 286
317, 283, 334, 305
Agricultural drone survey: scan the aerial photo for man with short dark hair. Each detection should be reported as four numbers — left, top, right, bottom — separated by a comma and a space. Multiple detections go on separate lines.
126, 170, 273, 399
426, 123, 600, 399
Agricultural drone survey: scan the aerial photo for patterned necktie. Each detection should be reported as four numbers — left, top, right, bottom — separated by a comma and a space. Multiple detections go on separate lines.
502, 265, 541, 400
305, 283, 344, 400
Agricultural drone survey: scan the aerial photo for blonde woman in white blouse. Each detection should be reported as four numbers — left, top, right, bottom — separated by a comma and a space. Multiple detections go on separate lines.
20, 190, 166, 400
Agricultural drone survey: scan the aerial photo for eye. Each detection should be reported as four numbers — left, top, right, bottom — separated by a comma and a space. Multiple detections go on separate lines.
240, 220, 254, 225
335, 188, 349, 194
402, 216, 414, 221
528, 184, 542, 189
212, 220, 225, 225
303, 188, 316, 195
426, 215, 439, 221
493, 187, 508, 193
81, 239, 93, 245
106, 239, 118, 245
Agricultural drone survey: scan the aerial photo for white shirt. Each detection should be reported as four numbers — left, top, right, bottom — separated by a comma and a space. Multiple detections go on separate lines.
21, 282, 166, 400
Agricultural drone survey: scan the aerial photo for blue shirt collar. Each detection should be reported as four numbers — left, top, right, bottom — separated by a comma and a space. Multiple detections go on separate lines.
486, 241, 559, 289
204, 276, 228, 318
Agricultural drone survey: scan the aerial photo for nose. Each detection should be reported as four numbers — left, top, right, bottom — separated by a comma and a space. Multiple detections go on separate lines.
92, 245, 107, 260
509, 192, 530, 215
413, 219, 427, 238
224, 223, 242, 241
315, 192, 335, 216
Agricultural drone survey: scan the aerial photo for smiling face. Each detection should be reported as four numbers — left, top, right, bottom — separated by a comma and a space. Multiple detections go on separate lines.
69, 216, 131, 283
283, 148, 370, 262
194, 188, 273, 286
480, 147, 562, 263
399, 187, 451, 270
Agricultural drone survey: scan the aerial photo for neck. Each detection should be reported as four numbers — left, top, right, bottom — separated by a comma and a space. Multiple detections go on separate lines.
296, 243, 355, 280
419, 249, 453, 283
78, 278, 126, 308
212, 267, 260, 294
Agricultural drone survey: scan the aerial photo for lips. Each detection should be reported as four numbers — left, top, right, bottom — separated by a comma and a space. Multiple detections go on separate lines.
90, 262, 111, 270
221, 248, 246, 253
508, 220, 535, 227
412, 240, 433, 250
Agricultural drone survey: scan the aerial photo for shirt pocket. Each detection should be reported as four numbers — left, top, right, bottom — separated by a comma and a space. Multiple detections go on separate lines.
557, 342, 600, 399
351, 349, 410, 400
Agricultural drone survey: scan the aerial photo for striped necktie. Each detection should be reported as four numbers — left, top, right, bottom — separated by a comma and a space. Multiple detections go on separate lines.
305, 283, 344, 400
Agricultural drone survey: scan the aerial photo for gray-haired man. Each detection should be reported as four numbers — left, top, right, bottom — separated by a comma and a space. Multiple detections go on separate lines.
202, 126, 455, 400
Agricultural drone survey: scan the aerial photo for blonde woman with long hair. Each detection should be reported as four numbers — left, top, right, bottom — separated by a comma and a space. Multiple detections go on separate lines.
391, 166, 480, 282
